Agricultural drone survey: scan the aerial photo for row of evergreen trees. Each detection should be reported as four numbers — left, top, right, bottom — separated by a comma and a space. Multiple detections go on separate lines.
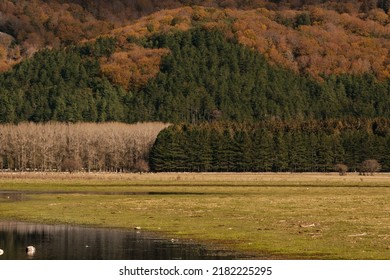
149, 119, 390, 172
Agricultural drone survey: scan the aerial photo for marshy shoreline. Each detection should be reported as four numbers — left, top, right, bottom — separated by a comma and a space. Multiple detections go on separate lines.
0, 172, 389, 259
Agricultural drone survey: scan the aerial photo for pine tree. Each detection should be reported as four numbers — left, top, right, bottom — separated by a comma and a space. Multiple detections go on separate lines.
210, 127, 224, 172
218, 129, 235, 172
287, 130, 308, 172
272, 131, 288, 172
251, 128, 273, 172
232, 130, 252, 172
150, 126, 187, 172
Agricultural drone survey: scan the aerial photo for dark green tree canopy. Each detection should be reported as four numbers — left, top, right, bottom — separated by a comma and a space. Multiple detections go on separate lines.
2, 28, 390, 124
150, 119, 390, 173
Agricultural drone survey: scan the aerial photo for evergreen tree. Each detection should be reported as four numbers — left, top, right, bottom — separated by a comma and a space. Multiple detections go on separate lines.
232, 130, 252, 172
271, 131, 289, 172
251, 128, 273, 172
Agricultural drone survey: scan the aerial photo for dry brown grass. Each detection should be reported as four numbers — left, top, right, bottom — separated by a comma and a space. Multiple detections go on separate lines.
0, 172, 389, 185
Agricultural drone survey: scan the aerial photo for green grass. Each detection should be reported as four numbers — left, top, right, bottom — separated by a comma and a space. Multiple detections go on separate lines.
0, 172, 389, 259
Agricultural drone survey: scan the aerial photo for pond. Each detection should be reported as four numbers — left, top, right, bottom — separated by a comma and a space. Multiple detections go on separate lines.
0, 221, 239, 260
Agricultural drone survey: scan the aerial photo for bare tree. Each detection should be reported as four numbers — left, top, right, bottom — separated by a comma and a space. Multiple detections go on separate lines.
334, 163, 348, 176
134, 159, 149, 172
62, 157, 82, 174
0, 122, 169, 173
360, 159, 381, 176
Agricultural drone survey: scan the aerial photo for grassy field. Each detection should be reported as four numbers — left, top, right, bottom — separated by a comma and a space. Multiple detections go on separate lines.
0, 172, 389, 259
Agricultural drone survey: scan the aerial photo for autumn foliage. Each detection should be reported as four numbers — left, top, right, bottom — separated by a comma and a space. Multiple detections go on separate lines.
103, 3, 390, 81
2, 1, 390, 79
100, 45, 169, 90
1, 1, 390, 174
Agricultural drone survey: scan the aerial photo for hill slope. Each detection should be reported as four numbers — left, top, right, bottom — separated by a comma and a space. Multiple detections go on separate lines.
1, 1, 390, 172
2, 3, 390, 124
2, 1, 390, 78
2, 26, 390, 123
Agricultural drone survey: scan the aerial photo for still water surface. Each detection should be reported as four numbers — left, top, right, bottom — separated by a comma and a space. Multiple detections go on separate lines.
0, 221, 237, 260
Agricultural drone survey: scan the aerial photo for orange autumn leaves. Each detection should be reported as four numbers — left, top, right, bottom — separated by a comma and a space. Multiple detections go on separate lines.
228, 7, 390, 79
99, 5, 390, 90
100, 45, 169, 90
99, 8, 193, 90
3, 1, 390, 86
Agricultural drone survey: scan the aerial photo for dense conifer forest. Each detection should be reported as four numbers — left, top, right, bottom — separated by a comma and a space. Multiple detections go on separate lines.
0, 37, 127, 123
2, 28, 390, 124
150, 119, 390, 172
1, 1, 390, 172
129, 29, 390, 123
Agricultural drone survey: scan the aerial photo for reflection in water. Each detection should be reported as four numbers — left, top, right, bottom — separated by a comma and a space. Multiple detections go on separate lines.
0, 221, 237, 260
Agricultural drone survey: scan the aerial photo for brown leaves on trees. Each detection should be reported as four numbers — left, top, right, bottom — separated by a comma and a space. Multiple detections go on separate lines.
0, 0, 113, 71
2, 1, 390, 79
226, 7, 390, 79
100, 46, 170, 90
110, 5, 390, 80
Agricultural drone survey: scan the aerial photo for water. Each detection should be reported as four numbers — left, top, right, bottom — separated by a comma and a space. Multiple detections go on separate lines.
0, 191, 26, 201
0, 221, 237, 260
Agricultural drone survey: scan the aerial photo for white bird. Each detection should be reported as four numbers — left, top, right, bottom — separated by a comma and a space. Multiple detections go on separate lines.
0, 249, 4, 256
26, 246, 36, 256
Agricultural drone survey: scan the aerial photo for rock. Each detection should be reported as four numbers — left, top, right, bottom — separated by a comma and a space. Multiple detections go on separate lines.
26, 246, 36, 256
348, 233, 367, 237
299, 223, 316, 228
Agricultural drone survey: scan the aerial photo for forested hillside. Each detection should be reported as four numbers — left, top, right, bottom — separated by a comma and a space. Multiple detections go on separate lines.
0, 37, 129, 123
2, 28, 390, 123
2, 1, 390, 78
0, 0, 162, 71
1, 1, 390, 172
128, 28, 390, 122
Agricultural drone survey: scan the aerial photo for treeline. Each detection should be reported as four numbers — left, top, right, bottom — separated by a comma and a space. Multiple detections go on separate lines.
0, 122, 168, 172
267, 0, 390, 12
149, 119, 390, 172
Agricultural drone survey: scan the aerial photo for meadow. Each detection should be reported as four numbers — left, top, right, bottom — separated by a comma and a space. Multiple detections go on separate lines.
0, 172, 389, 259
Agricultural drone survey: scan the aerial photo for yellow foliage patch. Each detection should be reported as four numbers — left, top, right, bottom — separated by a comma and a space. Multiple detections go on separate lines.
100, 46, 170, 90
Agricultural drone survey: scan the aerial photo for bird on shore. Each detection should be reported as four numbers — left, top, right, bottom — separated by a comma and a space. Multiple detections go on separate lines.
26, 246, 36, 256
